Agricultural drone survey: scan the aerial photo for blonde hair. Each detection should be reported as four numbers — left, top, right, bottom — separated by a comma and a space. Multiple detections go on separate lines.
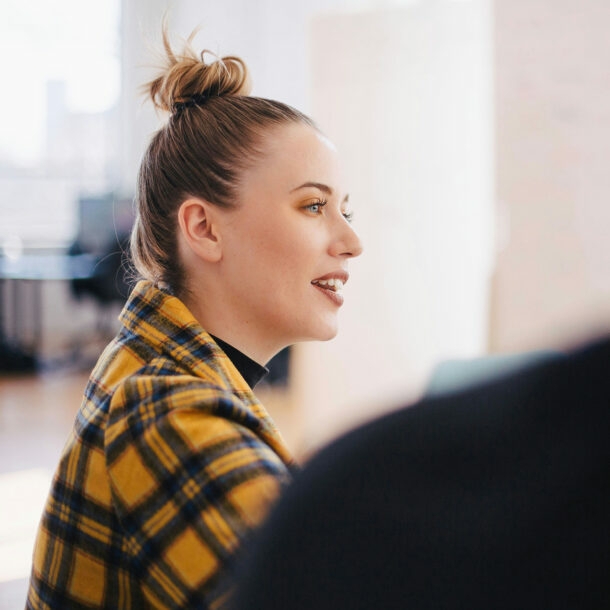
130, 29, 315, 295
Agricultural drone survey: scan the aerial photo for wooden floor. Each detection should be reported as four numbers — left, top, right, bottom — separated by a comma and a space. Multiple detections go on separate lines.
0, 369, 299, 609
0, 370, 88, 608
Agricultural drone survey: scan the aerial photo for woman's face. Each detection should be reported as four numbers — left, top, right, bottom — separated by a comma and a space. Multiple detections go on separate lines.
216, 122, 363, 357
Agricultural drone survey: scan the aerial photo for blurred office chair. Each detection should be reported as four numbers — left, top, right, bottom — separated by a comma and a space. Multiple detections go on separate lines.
68, 195, 133, 337
68, 233, 131, 335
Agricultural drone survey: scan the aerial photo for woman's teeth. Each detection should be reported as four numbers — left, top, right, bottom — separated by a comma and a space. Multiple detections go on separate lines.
313, 278, 344, 292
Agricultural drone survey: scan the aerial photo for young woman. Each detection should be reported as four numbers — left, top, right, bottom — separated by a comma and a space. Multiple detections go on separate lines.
27, 30, 362, 610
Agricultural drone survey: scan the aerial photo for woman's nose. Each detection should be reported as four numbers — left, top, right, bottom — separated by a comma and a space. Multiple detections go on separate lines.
329, 219, 363, 258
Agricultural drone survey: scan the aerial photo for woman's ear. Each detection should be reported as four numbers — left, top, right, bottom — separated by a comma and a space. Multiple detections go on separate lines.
177, 198, 222, 263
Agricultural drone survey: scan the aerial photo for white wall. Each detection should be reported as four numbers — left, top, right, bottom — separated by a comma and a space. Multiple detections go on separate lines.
119, 0, 169, 196
490, 0, 610, 352
294, 0, 494, 450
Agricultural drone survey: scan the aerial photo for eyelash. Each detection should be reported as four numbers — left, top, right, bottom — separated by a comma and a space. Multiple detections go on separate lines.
304, 199, 354, 223
304, 199, 328, 214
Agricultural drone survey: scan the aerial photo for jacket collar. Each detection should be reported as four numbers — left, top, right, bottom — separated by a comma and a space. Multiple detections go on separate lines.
119, 281, 294, 464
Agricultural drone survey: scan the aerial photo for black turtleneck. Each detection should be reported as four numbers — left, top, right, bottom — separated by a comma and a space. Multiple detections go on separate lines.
211, 336, 269, 389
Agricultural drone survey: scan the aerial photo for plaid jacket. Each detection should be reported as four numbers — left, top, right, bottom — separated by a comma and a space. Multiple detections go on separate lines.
27, 281, 295, 609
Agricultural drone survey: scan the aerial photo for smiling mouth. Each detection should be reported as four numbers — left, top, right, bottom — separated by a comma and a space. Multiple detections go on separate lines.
311, 278, 345, 293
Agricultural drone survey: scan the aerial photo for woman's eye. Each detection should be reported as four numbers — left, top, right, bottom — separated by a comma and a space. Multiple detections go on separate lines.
305, 200, 327, 214
342, 210, 354, 223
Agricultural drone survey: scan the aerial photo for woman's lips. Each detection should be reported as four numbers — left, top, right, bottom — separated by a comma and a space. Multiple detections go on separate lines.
312, 282, 345, 306
311, 271, 349, 306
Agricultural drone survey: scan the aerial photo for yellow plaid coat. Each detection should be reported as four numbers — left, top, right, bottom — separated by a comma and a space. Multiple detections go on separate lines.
27, 281, 295, 609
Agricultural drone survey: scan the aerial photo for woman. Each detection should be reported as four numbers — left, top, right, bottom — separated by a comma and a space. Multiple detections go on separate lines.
27, 29, 362, 610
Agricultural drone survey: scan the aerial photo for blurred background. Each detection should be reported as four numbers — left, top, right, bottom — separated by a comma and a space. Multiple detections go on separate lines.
2, 0, 610, 605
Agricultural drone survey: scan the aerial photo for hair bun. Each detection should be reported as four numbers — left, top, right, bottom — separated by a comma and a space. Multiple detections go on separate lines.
147, 28, 252, 114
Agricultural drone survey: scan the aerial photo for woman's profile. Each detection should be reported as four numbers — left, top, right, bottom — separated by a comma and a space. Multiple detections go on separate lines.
26, 27, 362, 610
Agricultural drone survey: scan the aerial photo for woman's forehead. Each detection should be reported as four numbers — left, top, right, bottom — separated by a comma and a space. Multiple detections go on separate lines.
247, 123, 342, 189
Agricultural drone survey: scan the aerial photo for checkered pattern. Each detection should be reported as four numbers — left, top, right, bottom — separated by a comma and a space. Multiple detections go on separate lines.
27, 281, 295, 609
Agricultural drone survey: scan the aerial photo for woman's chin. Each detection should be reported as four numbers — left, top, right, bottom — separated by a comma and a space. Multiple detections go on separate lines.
311, 322, 339, 343
285, 316, 340, 345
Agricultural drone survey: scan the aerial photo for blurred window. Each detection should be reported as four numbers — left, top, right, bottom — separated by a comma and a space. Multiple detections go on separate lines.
0, 0, 121, 252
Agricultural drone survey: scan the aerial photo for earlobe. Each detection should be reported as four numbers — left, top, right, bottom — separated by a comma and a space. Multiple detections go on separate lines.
177, 198, 222, 263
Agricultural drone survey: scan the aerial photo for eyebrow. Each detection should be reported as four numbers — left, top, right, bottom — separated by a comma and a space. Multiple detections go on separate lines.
290, 181, 349, 202
290, 181, 332, 194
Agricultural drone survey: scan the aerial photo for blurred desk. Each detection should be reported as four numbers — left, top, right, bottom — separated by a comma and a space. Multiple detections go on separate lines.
0, 253, 97, 361
0, 253, 96, 281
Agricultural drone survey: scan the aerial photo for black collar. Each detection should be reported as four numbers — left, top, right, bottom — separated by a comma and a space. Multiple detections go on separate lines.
211, 335, 269, 389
